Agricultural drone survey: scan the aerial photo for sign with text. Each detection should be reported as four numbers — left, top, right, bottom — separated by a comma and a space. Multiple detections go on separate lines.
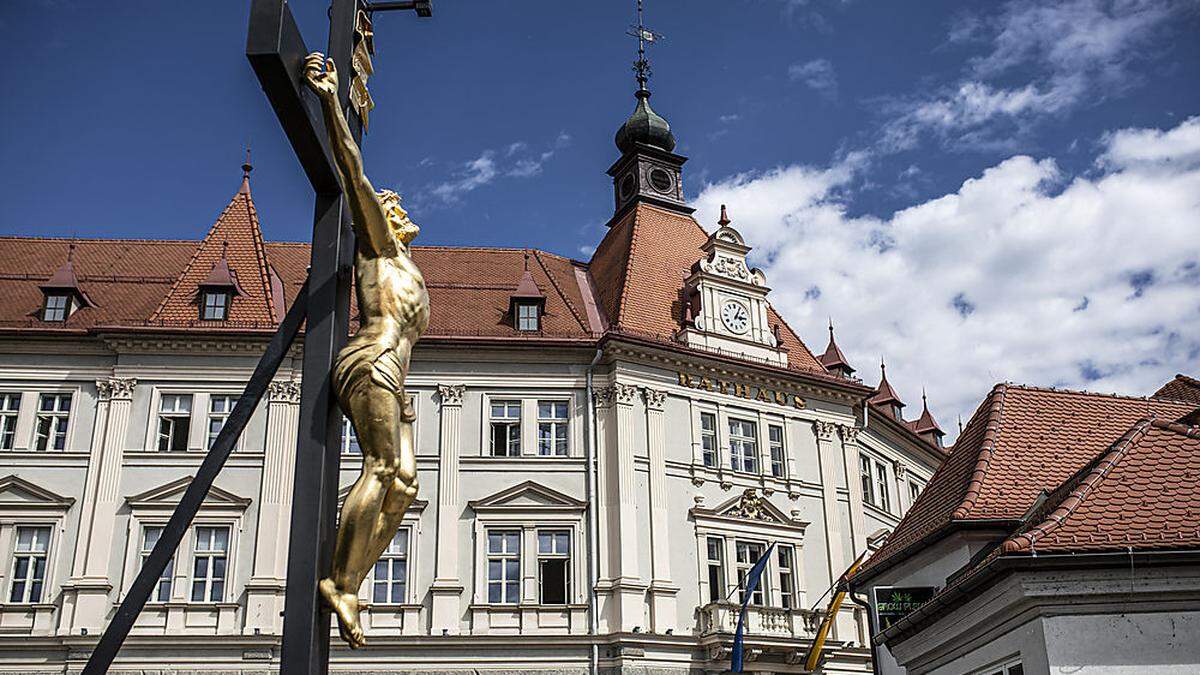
677, 371, 806, 410
873, 586, 937, 631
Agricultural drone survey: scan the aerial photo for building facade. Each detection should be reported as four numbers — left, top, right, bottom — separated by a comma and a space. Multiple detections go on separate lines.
0, 84, 946, 674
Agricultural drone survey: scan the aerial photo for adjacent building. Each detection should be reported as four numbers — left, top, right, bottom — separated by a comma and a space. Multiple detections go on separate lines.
0, 83, 949, 673
849, 377, 1200, 675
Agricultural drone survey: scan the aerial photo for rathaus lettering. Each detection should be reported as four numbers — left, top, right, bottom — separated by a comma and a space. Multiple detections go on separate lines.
677, 371, 806, 409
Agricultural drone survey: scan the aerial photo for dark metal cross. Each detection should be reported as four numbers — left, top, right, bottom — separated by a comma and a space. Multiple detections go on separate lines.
81, 2, 430, 673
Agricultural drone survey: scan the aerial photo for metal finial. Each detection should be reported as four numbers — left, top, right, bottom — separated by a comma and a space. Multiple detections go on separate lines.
242, 145, 253, 176
523, 250, 530, 272
627, 0, 664, 92
718, 204, 730, 226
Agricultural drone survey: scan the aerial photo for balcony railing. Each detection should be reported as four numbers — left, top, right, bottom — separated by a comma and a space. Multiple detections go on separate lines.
698, 601, 823, 640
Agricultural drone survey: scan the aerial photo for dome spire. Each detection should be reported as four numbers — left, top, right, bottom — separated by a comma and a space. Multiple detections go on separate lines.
615, 0, 675, 153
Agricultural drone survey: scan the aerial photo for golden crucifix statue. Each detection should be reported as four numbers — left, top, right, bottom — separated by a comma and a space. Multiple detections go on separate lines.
303, 52, 428, 649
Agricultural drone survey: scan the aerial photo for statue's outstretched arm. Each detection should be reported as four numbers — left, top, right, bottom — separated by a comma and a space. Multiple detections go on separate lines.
303, 53, 391, 255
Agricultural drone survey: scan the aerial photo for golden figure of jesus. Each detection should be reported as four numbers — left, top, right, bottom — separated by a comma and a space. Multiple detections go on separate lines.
303, 52, 429, 649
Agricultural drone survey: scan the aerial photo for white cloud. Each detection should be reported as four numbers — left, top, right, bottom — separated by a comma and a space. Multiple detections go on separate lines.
693, 116, 1200, 441
429, 132, 572, 201
430, 151, 498, 202
882, 0, 1187, 151
788, 58, 838, 100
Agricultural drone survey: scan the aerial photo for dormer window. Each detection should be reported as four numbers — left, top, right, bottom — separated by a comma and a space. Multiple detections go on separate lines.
42, 294, 71, 322
516, 302, 540, 332
202, 291, 230, 321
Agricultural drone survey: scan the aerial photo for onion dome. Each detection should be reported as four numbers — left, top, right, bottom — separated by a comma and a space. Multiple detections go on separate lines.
615, 89, 676, 154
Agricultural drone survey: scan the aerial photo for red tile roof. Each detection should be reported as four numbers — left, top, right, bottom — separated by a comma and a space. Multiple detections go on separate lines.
855, 383, 1196, 581
818, 322, 854, 373
1153, 374, 1200, 405
587, 202, 827, 374
909, 393, 944, 437
868, 362, 905, 411
1002, 418, 1200, 554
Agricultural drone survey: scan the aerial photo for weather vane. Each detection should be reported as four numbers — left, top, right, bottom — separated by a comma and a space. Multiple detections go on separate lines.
627, 0, 665, 90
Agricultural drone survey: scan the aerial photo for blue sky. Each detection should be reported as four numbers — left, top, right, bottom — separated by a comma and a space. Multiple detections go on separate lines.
2, 0, 1199, 433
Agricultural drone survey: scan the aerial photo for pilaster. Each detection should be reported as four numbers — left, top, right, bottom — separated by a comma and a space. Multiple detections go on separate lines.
840, 425, 867, 556
642, 387, 677, 633
813, 421, 847, 586
430, 383, 466, 635
244, 380, 301, 635
60, 377, 136, 634
593, 382, 646, 633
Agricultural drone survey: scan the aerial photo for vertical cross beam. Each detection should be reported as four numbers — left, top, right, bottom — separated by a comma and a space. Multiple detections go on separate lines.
275, 1, 362, 672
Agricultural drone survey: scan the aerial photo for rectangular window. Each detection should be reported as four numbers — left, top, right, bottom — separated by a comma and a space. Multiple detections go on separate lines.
157, 394, 192, 452
0, 393, 20, 450
202, 291, 229, 320
735, 541, 766, 606
372, 529, 408, 604
875, 459, 890, 511
486, 530, 521, 604
778, 545, 795, 609
190, 526, 228, 602
860, 454, 875, 506
516, 303, 539, 331
207, 395, 235, 450
536, 401, 569, 456
342, 417, 360, 454
976, 660, 1024, 675
537, 530, 570, 604
909, 480, 923, 503
700, 412, 718, 468
34, 393, 72, 451
705, 536, 726, 603
8, 526, 50, 603
768, 424, 786, 478
489, 400, 521, 457
728, 417, 758, 474
43, 294, 69, 322
141, 525, 174, 602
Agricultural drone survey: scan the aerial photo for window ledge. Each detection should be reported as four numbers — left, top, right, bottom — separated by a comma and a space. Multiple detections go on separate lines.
468, 603, 587, 610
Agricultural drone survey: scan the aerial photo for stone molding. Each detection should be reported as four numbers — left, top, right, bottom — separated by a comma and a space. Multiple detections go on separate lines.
841, 425, 860, 444
813, 420, 838, 442
95, 377, 137, 401
437, 383, 466, 407
267, 380, 301, 404
594, 382, 638, 408
642, 386, 667, 411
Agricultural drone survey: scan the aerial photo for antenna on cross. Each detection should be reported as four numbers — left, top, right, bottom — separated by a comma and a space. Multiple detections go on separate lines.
627, 0, 665, 92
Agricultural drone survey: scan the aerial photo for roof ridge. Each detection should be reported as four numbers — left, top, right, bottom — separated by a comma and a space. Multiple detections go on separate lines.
1002, 417, 1157, 553
0, 235, 200, 245
952, 384, 1008, 520
1006, 382, 1171, 403
531, 250, 591, 334
240, 191, 278, 322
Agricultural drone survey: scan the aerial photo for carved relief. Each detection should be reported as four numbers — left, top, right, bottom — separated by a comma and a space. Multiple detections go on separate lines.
436, 383, 466, 407
595, 382, 638, 408
895, 462, 909, 480
841, 425, 860, 445
813, 420, 838, 442
96, 377, 137, 401
727, 488, 772, 522
642, 387, 667, 411
267, 380, 301, 404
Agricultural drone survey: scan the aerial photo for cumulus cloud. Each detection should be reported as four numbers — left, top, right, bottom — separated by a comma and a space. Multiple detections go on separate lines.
693, 116, 1200, 440
430, 151, 499, 202
788, 58, 838, 101
882, 0, 1188, 151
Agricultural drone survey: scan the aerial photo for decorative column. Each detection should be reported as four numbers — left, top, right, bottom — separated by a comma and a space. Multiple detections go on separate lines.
840, 425, 867, 556
894, 462, 911, 514
60, 377, 136, 634
813, 421, 847, 587
642, 387, 677, 633
593, 382, 645, 632
430, 384, 466, 635
244, 380, 301, 635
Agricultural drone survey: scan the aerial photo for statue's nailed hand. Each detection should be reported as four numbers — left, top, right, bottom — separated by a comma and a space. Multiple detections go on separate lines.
303, 52, 338, 102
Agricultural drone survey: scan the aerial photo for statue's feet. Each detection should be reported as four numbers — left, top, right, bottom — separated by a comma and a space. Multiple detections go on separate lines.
319, 577, 366, 649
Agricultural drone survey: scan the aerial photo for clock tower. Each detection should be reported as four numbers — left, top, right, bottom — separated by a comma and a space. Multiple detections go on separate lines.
677, 206, 788, 367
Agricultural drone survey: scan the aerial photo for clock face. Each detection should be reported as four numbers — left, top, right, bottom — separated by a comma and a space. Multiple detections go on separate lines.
721, 300, 750, 334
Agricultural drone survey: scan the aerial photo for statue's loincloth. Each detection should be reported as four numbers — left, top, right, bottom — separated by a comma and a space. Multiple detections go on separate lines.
333, 337, 416, 422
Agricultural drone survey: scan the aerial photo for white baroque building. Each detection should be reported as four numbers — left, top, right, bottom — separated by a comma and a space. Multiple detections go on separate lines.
0, 83, 946, 674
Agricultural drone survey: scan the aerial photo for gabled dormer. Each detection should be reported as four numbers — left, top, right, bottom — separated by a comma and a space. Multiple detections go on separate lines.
509, 253, 546, 332
869, 359, 906, 420
677, 206, 786, 366
819, 320, 856, 379
197, 243, 246, 321
38, 244, 94, 322
910, 391, 946, 448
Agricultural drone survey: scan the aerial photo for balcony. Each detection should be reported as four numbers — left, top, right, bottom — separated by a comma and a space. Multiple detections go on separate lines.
698, 601, 822, 640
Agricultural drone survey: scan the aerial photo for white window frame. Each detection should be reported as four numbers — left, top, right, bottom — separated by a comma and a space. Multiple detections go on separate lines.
201, 290, 230, 321
0, 392, 20, 451
536, 528, 571, 605
777, 544, 796, 609
189, 525, 231, 603
516, 302, 540, 331
206, 394, 237, 450
156, 393, 193, 452
139, 524, 175, 603
42, 294, 71, 322
728, 416, 759, 474
860, 451, 893, 512
7, 525, 52, 604
734, 539, 768, 606
767, 422, 786, 478
488, 399, 522, 457
536, 399, 569, 456
972, 657, 1024, 675
0, 476, 73, 614
33, 392, 73, 452
704, 534, 727, 603
485, 528, 522, 605
369, 527, 411, 605
699, 410, 719, 468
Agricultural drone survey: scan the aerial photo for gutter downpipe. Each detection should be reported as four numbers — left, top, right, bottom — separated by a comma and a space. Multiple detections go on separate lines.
585, 348, 603, 675
849, 589, 881, 675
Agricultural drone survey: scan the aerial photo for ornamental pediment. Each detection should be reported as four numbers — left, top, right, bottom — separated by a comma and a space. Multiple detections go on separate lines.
0, 475, 75, 509
692, 488, 804, 530
125, 476, 250, 510
469, 480, 586, 512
